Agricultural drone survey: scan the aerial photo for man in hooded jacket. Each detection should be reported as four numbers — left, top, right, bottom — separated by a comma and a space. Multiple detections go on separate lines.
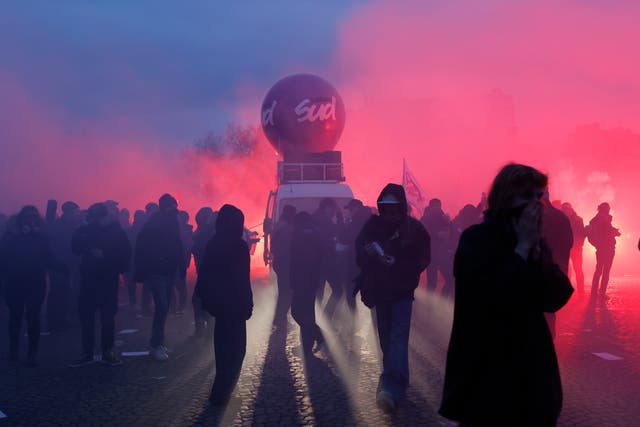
355, 184, 431, 412
195, 204, 253, 406
585, 202, 620, 298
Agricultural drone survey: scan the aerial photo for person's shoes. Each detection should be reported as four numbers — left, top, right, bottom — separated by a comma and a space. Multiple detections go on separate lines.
101, 350, 123, 367
150, 345, 169, 362
376, 390, 397, 413
68, 354, 95, 368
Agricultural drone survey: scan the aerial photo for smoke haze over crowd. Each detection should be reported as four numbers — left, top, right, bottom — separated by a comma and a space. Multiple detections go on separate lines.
1, 0, 638, 271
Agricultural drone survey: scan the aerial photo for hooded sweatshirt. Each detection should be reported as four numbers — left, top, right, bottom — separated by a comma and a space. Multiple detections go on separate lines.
355, 184, 431, 306
195, 204, 253, 321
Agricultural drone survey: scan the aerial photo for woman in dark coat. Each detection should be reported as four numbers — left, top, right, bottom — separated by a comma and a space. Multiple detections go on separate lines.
195, 204, 253, 405
440, 164, 574, 427
0, 206, 61, 366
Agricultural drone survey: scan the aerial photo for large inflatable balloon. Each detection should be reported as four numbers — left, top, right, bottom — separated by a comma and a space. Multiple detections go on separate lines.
261, 74, 346, 157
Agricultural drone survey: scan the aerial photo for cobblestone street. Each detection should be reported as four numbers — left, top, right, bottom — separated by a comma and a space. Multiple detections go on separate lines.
1, 274, 639, 426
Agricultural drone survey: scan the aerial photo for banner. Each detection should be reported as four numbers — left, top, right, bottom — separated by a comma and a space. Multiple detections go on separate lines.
402, 159, 427, 217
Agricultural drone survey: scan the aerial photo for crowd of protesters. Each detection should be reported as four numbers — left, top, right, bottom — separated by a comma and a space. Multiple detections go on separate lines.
0, 162, 630, 421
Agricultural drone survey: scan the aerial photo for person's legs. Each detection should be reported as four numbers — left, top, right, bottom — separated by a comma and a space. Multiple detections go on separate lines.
600, 250, 615, 295
273, 269, 292, 326
574, 247, 585, 292
6, 293, 25, 360
210, 319, 247, 403
323, 275, 344, 321
47, 271, 71, 331
78, 287, 96, 356
291, 291, 315, 354
377, 299, 413, 402
149, 275, 171, 348
192, 292, 207, 335
99, 280, 118, 353
25, 292, 44, 363
141, 282, 152, 315
592, 251, 604, 295
125, 273, 137, 306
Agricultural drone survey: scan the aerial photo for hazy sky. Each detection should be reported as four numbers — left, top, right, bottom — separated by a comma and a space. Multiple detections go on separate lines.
1, 1, 362, 142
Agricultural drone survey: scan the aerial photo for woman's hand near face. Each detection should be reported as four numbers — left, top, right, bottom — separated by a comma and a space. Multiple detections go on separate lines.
513, 200, 542, 260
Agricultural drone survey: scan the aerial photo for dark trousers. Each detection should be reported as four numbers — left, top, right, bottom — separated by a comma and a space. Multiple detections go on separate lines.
5, 289, 44, 359
124, 273, 136, 305
47, 271, 71, 331
192, 292, 209, 332
568, 246, 585, 292
170, 274, 187, 312
592, 249, 615, 295
141, 282, 153, 314
211, 319, 247, 401
426, 251, 454, 296
273, 268, 292, 325
375, 298, 413, 402
148, 275, 173, 347
78, 278, 118, 355
291, 288, 323, 354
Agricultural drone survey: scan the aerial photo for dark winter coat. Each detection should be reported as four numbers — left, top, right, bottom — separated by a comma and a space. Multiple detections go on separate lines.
195, 205, 253, 321
289, 214, 325, 292
192, 223, 216, 273
440, 217, 574, 427
134, 210, 184, 280
355, 184, 431, 307
71, 221, 132, 283
271, 219, 295, 276
0, 223, 57, 301
585, 212, 620, 252
542, 205, 574, 274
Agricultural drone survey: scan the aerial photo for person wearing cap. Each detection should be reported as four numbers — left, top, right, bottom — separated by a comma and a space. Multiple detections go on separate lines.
134, 194, 185, 361
69, 203, 131, 367
47, 201, 82, 332
0, 206, 61, 367
355, 184, 431, 413
585, 202, 620, 298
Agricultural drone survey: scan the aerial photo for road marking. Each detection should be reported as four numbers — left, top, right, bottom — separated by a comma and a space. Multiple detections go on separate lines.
122, 351, 150, 357
151, 376, 167, 380
593, 352, 623, 361
0, 410, 6, 419
117, 329, 139, 335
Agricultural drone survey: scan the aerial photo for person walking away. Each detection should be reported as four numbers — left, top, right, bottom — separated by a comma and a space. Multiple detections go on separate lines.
195, 204, 253, 406
270, 205, 296, 328
585, 202, 620, 299
290, 211, 326, 358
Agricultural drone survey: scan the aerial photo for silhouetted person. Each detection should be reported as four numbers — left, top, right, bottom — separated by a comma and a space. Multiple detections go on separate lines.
440, 164, 574, 427
561, 202, 586, 293
355, 184, 430, 413
45, 199, 58, 226
135, 194, 185, 361
47, 201, 81, 332
191, 207, 216, 337
290, 211, 326, 357
421, 198, 454, 297
172, 210, 192, 315
271, 205, 296, 328
0, 206, 61, 366
586, 202, 620, 298
195, 204, 253, 406
69, 203, 131, 367
453, 203, 483, 236
313, 198, 344, 320
541, 193, 573, 339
